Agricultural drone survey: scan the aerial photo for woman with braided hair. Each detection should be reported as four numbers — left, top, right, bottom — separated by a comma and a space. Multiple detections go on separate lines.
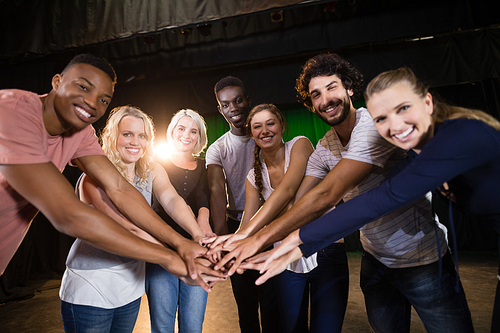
212, 104, 349, 331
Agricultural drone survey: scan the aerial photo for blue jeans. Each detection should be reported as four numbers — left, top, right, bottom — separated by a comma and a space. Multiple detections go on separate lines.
145, 263, 208, 333
60, 298, 141, 333
274, 243, 349, 333
360, 251, 474, 333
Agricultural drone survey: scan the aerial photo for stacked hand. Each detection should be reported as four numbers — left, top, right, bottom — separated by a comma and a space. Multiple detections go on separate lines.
200, 229, 303, 283
177, 257, 227, 289
241, 230, 304, 284
205, 232, 265, 276
193, 228, 305, 288
175, 238, 227, 292
206, 232, 247, 250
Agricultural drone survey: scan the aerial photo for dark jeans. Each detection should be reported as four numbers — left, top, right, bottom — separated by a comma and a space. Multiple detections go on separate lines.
274, 243, 349, 333
491, 219, 500, 333
360, 251, 474, 333
230, 270, 282, 333
227, 217, 282, 333
60, 298, 141, 333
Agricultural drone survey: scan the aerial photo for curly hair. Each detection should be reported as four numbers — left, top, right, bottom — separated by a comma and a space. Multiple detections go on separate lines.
245, 103, 287, 196
365, 67, 500, 131
100, 105, 156, 185
166, 109, 208, 156
295, 53, 364, 112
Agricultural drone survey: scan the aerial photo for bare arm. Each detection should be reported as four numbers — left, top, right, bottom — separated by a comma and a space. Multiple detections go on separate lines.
213, 158, 375, 272
0, 162, 186, 268
239, 179, 263, 232
211, 139, 313, 250
207, 164, 229, 235
151, 162, 205, 242
238, 138, 313, 237
80, 172, 225, 289
74, 155, 207, 280
294, 175, 322, 204
255, 158, 375, 246
80, 174, 161, 244
196, 164, 214, 237
197, 207, 215, 237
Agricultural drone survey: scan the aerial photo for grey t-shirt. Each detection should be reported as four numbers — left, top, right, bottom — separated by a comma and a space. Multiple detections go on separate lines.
206, 131, 255, 221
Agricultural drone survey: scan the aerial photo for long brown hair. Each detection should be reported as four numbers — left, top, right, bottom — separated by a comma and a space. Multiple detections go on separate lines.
245, 103, 286, 196
365, 67, 500, 131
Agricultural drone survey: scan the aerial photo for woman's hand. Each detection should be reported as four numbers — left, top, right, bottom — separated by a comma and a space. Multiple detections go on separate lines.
220, 232, 248, 249
257, 229, 303, 270
175, 238, 208, 281
197, 208, 216, 238
207, 232, 248, 254
236, 250, 271, 272
174, 257, 227, 289
201, 227, 216, 238
258, 246, 303, 285
241, 246, 303, 285
206, 234, 232, 249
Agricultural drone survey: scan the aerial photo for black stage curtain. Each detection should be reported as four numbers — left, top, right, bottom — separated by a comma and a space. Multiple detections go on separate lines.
0, 0, 499, 304
1, 75, 498, 303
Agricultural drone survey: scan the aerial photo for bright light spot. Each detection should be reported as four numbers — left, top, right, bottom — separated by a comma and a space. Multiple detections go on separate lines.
155, 142, 173, 160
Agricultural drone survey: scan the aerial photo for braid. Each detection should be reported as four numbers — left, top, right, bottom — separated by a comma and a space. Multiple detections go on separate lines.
253, 144, 264, 196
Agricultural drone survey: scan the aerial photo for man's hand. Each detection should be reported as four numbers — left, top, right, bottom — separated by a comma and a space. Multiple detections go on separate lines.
175, 238, 210, 280
206, 232, 248, 252
179, 257, 227, 289
205, 234, 232, 249
209, 234, 266, 276
162, 256, 227, 292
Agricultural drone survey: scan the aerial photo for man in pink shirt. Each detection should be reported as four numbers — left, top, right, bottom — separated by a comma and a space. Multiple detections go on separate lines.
0, 54, 221, 291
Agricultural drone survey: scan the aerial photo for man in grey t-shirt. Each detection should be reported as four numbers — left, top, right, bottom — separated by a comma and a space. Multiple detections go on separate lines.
206, 76, 281, 333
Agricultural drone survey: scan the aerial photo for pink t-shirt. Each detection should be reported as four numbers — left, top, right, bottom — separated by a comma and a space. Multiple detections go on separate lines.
0, 89, 105, 274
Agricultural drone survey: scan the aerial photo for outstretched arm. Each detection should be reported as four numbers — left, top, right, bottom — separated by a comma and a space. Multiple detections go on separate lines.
80, 173, 161, 245
74, 154, 207, 281
151, 162, 205, 242
238, 138, 313, 237
0, 161, 216, 290
210, 137, 311, 253
207, 164, 229, 235
196, 165, 215, 237
212, 157, 375, 273
80, 173, 225, 290
253, 158, 374, 246
212, 138, 314, 273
